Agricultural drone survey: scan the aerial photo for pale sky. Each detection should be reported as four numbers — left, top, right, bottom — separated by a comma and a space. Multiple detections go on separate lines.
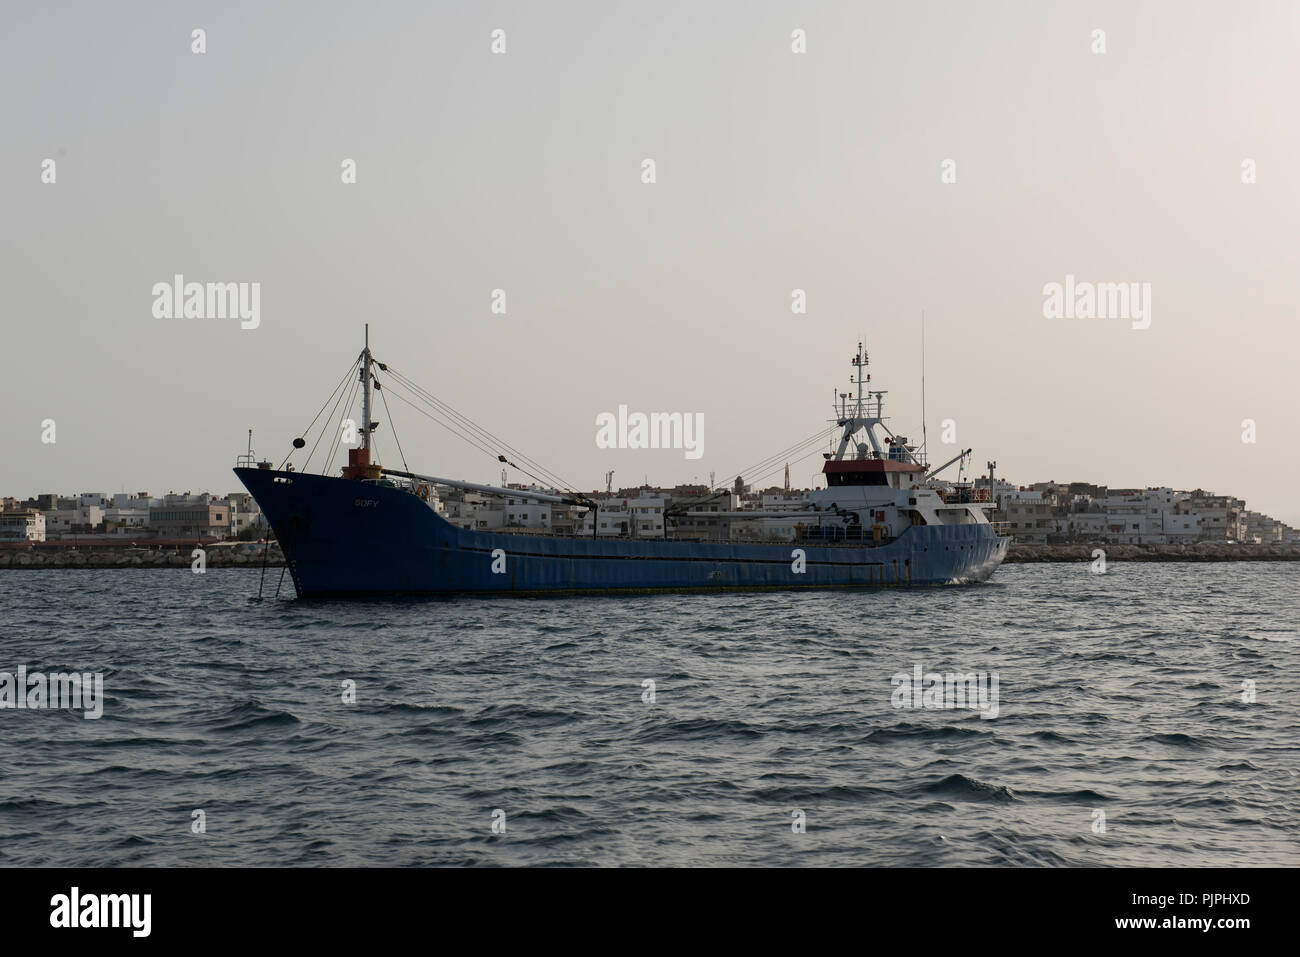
3, 1, 1298, 524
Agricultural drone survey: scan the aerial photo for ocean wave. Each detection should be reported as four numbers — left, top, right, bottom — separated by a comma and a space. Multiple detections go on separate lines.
913, 774, 1018, 803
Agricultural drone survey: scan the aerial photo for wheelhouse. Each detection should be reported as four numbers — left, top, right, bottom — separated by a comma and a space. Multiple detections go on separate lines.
822, 459, 927, 489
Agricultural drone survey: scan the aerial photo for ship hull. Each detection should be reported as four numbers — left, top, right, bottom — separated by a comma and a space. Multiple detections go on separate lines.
235, 468, 1009, 597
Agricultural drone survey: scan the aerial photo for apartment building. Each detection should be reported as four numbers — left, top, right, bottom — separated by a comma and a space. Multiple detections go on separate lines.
148, 494, 232, 539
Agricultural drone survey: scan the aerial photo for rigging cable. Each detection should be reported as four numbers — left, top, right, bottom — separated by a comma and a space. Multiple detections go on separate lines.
280, 357, 360, 471
744, 441, 835, 490
383, 366, 577, 491
379, 376, 575, 492
323, 373, 362, 478
374, 374, 409, 474
302, 358, 362, 474
381, 384, 502, 463
714, 425, 840, 492
347, 362, 848, 499
722, 425, 839, 485
382, 365, 578, 491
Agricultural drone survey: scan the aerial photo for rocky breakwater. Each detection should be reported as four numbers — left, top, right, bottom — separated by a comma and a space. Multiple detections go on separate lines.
0, 544, 285, 569
1006, 542, 1300, 563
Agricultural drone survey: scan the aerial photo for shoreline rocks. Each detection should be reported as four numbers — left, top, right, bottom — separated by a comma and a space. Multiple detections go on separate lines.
0, 545, 285, 569
1005, 542, 1300, 563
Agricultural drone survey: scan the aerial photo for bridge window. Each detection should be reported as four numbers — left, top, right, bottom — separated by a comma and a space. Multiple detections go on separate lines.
826, 472, 889, 487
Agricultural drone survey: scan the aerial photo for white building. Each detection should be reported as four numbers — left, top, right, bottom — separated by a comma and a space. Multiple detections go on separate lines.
1164, 512, 1209, 541
580, 493, 666, 537
1004, 501, 1055, 543
761, 491, 811, 511
1242, 511, 1284, 543
103, 508, 150, 531
468, 497, 504, 530
1001, 488, 1045, 503
1052, 512, 1108, 540
113, 492, 160, 510
1091, 488, 1186, 543
504, 496, 552, 529
44, 505, 104, 535
1175, 494, 1244, 542
225, 492, 265, 535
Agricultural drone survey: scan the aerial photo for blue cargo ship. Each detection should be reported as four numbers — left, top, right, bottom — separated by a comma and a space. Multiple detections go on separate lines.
236, 335, 1009, 597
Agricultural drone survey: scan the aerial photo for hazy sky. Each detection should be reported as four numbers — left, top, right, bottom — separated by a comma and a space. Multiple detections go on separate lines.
3, 1, 1298, 523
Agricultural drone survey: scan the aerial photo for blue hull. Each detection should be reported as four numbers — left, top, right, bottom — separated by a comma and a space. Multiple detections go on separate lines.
235, 468, 1009, 597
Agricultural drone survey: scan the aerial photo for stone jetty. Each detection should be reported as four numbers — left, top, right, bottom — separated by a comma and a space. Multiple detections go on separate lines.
1006, 542, 1300, 563
0, 544, 285, 569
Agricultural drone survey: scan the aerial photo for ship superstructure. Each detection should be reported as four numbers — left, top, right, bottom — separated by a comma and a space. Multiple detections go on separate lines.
806, 342, 995, 543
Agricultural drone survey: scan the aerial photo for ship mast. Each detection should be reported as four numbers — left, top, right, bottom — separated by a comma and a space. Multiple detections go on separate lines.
342, 325, 378, 480
361, 323, 373, 454
833, 342, 886, 460
854, 340, 866, 419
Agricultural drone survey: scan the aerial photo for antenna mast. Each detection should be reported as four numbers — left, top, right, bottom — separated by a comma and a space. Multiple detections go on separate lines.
921, 310, 928, 463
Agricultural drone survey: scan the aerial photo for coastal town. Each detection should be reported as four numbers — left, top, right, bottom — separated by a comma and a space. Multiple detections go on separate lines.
2, 474, 1296, 550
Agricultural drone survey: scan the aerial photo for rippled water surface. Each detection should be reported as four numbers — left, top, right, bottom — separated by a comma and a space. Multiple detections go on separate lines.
1, 564, 1297, 866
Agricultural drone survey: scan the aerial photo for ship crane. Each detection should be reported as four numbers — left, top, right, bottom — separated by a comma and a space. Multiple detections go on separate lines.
923, 448, 973, 482
381, 468, 598, 511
